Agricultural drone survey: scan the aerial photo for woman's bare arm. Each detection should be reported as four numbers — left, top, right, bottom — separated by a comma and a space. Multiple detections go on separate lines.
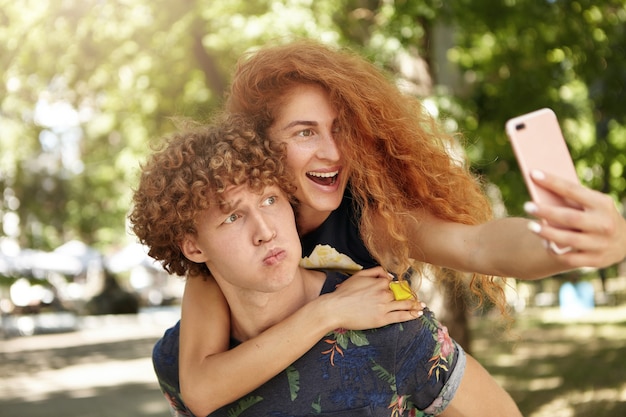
179, 268, 421, 416
404, 213, 564, 279
399, 171, 626, 280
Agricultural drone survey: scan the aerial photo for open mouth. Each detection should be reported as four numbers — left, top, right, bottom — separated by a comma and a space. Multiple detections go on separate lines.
306, 171, 338, 186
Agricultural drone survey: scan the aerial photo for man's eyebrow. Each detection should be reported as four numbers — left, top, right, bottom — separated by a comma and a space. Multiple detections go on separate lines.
218, 198, 241, 213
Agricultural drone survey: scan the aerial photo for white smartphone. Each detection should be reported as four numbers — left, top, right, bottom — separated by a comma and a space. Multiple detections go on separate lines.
505, 108, 580, 209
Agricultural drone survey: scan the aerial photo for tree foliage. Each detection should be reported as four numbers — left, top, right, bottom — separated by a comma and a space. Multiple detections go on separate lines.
1, 0, 624, 254
444, 0, 626, 213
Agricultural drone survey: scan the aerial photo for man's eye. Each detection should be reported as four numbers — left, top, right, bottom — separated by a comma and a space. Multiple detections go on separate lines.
263, 196, 276, 206
224, 214, 239, 224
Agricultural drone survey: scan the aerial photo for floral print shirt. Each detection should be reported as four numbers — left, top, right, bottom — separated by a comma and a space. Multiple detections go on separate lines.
152, 272, 465, 417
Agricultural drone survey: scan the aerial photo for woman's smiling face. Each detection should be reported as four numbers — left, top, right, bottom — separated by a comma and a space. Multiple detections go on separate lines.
268, 84, 349, 234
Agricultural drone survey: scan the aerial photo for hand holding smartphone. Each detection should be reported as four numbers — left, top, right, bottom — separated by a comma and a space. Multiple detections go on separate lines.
505, 108, 580, 209
505, 108, 581, 254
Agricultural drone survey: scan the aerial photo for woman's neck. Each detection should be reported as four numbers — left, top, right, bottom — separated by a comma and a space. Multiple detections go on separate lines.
296, 206, 332, 236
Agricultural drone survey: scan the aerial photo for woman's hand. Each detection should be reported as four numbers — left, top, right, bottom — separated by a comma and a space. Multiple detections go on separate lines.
320, 266, 424, 330
524, 169, 626, 268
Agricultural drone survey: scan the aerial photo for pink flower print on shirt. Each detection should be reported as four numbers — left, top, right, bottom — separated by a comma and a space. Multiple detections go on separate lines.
437, 325, 453, 358
426, 320, 455, 381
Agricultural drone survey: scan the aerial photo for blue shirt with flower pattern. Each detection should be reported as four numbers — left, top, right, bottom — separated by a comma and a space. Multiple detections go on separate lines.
152, 271, 465, 417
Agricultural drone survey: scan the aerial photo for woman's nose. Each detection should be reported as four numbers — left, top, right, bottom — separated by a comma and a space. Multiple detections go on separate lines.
318, 131, 341, 160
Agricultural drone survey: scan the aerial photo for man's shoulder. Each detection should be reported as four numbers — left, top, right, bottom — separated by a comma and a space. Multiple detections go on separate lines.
152, 321, 181, 386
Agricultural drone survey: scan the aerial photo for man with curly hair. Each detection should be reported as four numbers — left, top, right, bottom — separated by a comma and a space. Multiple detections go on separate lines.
130, 113, 521, 417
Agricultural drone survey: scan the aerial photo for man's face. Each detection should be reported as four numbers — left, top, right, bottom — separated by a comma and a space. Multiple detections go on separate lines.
184, 184, 302, 295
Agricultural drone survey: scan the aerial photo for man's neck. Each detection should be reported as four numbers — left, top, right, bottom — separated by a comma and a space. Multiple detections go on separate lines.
222, 268, 326, 341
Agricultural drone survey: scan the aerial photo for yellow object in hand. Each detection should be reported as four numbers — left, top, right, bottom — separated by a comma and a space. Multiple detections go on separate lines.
389, 280, 415, 301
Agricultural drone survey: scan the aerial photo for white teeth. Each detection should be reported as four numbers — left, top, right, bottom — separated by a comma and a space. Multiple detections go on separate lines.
307, 171, 338, 178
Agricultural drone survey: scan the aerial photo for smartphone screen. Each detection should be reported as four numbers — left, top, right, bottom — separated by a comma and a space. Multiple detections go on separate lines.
505, 108, 580, 209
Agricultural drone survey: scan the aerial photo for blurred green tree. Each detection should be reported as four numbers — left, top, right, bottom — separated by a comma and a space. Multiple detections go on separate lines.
0, 0, 350, 250
441, 0, 626, 215
1, 0, 623, 281
2, 0, 624, 357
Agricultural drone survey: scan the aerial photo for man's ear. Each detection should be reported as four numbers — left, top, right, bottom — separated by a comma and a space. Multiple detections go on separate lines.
180, 236, 209, 263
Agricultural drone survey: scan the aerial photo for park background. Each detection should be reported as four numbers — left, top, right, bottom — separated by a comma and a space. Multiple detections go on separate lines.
1, 1, 625, 416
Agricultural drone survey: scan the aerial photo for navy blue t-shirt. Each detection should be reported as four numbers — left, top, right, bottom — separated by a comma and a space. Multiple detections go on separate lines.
299, 188, 378, 274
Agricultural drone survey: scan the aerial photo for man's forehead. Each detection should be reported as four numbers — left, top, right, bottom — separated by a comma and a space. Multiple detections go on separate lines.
215, 183, 280, 212
215, 184, 245, 212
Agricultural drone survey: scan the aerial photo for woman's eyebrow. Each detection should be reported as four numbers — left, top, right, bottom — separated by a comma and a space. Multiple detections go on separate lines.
279, 120, 318, 131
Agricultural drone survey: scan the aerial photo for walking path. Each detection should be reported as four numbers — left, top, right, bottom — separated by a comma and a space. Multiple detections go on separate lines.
0, 307, 180, 417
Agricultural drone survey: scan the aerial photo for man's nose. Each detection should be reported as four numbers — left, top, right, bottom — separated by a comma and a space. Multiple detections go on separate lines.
253, 213, 276, 245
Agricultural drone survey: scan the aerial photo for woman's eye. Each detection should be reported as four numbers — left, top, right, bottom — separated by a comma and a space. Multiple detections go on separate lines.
297, 129, 314, 137
224, 213, 239, 224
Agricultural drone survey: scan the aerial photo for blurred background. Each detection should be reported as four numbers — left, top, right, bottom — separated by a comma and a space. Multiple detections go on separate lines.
1, 0, 625, 416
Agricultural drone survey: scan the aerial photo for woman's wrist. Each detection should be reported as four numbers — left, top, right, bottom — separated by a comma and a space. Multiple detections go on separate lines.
303, 293, 342, 333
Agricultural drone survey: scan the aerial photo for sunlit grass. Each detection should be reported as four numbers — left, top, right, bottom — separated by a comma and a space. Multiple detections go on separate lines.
471, 306, 626, 417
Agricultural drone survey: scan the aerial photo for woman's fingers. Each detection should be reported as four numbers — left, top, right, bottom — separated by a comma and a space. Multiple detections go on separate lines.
529, 169, 587, 209
525, 171, 626, 268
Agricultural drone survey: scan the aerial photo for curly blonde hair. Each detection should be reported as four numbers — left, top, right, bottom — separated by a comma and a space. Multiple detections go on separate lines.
225, 40, 506, 314
129, 113, 294, 278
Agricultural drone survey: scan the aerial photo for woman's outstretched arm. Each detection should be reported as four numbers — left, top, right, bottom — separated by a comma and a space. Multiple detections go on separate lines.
401, 171, 626, 280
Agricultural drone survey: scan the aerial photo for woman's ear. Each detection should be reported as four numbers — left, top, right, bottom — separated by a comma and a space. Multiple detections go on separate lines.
180, 236, 209, 263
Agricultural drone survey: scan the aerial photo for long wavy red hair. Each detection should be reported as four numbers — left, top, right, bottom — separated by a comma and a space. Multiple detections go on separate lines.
225, 39, 506, 314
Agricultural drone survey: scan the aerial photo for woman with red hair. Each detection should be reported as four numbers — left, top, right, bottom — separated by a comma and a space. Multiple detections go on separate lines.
155, 40, 626, 415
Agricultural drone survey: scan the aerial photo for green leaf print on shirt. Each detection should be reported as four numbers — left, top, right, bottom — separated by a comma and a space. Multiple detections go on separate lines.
322, 328, 370, 366
286, 365, 300, 401
372, 361, 425, 417
226, 395, 263, 417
